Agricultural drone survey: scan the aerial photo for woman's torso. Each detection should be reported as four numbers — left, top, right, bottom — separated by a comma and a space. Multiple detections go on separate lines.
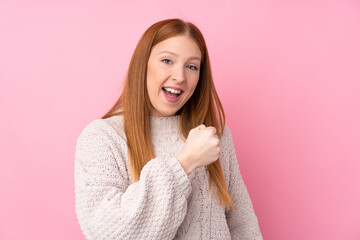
105, 114, 231, 239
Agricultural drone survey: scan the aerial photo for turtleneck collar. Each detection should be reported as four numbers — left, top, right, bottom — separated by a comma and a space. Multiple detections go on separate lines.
150, 114, 180, 135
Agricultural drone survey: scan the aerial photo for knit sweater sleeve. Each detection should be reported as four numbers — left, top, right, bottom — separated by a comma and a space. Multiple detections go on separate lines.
74, 119, 192, 240
222, 125, 263, 239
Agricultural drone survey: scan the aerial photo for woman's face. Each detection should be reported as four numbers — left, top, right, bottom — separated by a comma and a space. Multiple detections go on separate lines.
146, 34, 201, 117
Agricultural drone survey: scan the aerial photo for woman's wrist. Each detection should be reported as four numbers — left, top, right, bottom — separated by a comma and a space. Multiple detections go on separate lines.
176, 152, 195, 175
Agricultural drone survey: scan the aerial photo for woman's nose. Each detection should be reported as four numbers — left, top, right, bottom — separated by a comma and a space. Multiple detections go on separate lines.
172, 66, 186, 82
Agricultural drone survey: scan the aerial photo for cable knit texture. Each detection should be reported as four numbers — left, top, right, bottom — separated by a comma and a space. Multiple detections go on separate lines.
74, 114, 262, 239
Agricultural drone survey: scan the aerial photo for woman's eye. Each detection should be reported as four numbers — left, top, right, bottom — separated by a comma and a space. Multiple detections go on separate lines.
162, 59, 198, 71
162, 59, 172, 64
187, 65, 198, 71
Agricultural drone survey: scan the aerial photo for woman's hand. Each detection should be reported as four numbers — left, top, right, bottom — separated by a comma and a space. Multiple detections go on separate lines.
176, 124, 220, 175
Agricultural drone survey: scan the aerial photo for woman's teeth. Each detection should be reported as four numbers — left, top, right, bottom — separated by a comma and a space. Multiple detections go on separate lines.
164, 87, 181, 94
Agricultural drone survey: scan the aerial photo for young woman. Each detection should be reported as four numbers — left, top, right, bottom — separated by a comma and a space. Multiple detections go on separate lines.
75, 18, 262, 239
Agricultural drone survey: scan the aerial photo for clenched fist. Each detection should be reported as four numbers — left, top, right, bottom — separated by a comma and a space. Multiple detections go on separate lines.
176, 124, 221, 175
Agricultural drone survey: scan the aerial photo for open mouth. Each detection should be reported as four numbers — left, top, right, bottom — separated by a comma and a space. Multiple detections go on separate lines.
162, 87, 183, 102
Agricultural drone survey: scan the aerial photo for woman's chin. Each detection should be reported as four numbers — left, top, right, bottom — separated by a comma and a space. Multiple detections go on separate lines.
153, 109, 179, 117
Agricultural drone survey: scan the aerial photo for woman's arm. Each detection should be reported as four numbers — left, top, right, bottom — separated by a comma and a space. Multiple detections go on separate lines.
222, 125, 263, 239
74, 119, 192, 240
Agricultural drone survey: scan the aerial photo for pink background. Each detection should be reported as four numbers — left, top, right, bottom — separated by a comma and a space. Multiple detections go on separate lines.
1, 0, 359, 239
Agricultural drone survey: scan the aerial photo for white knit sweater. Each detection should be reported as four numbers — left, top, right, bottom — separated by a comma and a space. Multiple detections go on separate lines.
74, 114, 262, 239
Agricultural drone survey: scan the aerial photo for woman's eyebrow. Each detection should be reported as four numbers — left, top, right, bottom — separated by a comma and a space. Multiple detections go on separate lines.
158, 50, 201, 61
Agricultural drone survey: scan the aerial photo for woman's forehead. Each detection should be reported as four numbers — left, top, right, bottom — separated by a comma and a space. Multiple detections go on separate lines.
151, 35, 201, 59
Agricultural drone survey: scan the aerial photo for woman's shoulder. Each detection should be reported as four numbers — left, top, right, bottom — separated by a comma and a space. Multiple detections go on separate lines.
217, 124, 240, 189
103, 114, 125, 134
220, 124, 234, 145
76, 114, 126, 145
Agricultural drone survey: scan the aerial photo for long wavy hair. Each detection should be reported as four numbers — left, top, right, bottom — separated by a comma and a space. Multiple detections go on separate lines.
102, 18, 233, 210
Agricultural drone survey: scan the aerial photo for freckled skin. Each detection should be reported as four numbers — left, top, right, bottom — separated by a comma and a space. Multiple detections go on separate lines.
146, 35, 202, 117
